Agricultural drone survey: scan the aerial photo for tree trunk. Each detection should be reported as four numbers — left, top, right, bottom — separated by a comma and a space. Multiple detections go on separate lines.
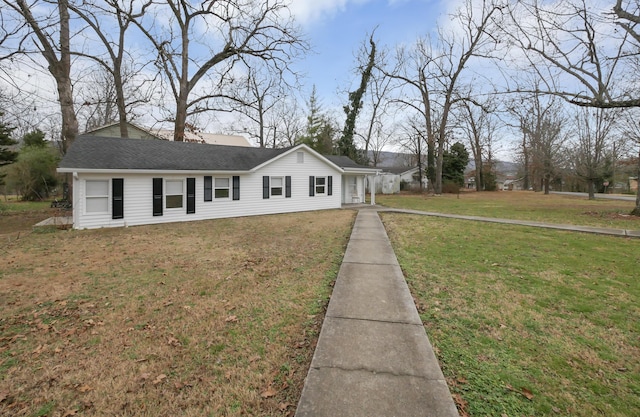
435, 135, 444, 195
544, 175, 550, 195
632, 147, 640, 216
113, 68, 129, 138
474, 152, 483, 192
174, 98, 187, 141
427, 137, 435, 193
587, 180, 596, 200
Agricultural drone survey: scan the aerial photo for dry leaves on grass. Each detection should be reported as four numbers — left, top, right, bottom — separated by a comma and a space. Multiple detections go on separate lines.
0, 210, 355, 416
260, 385, 278, 398
506, 384, 534, 400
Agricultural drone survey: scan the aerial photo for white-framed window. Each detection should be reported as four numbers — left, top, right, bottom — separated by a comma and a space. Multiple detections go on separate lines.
315, 176, 326, 195
297, 152, 304, 163
214, 177, 230, 199
85, 180, 109, 213
271, 176, 283, 197
166, 179, 184, 209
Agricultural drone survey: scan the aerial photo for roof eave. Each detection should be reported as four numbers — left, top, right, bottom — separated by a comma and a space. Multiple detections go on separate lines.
342, 167, 381, 174
57, 167, 251, 175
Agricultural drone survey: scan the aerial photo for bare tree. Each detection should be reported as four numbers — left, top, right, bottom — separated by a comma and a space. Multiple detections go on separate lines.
130, 0, 307, 142
268, 98, 304, 147
387, 0, 505, 194
430, 0, 504, 194
396, 114, 427, 190
525, 97, 567, 195
456, 98, 498, 191
572, 107, 617, 199
67, 0, 152, 138
384, 36, 439, 191
618, 108, 640, 214
227, 65, 286, 147
3, 0, 78, 153
501, 0, 639, 108
77, 62, 152, 132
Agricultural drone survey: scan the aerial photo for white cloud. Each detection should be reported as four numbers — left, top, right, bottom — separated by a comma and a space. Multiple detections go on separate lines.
288, 0, 372, 26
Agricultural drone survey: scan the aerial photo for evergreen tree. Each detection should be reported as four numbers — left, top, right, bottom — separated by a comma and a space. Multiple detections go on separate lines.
0, 118, 18, 187
442, 142, 469, 187
22, 129, 48, 148
298, 86, 338, 154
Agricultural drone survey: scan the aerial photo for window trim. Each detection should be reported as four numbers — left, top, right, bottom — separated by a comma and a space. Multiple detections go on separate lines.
315, 176, 326, 195
270, 176, 284, 197
165, 179, 184, 209
214, 177, 231, 199
85, 179, 109, 214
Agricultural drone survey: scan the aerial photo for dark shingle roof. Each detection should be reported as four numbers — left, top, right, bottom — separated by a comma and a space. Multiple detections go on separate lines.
59, 136, 290, 171
324, 155, 371, 169
384, 166, 418, 174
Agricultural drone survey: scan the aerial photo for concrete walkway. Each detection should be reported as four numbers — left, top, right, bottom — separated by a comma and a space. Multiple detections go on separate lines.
295, 210, 459, 417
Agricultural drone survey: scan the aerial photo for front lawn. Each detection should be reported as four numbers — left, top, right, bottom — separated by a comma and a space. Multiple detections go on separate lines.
382, 212, 640, 416
0, 210, 355, 416
377, 192, 639, 230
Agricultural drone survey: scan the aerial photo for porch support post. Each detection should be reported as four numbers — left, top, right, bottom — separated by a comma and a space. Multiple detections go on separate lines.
370, 174, 376, 205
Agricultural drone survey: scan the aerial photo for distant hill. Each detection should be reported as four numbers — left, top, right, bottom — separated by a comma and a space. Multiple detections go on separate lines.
467, 160, 519, 176
368, 150, 519, 175
368, 150, 415, 168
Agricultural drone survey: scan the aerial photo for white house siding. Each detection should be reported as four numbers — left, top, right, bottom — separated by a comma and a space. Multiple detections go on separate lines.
71, 149, 343, 229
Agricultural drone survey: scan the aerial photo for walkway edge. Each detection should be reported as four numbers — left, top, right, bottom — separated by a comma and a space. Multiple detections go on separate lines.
376, 208, 640, 238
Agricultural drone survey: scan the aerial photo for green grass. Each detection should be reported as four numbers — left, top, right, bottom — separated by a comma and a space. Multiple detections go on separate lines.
377, 192, 639, 230
0, 199, 51, 213
382, 213, 640, 417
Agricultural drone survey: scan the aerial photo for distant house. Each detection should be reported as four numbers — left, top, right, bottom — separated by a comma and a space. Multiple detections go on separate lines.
503, 177, 525, 191
83, 122, 251, 147
57, 136, 379, 229
151, 129, 252, 147
368, 166, 425, 194
630, 177, 638, 193
83, 122, 162, 140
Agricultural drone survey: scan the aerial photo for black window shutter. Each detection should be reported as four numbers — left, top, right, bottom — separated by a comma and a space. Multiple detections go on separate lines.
233, 176, 240, 200
309, 176, 315, 196
204, 176, 212, 201
285, 176, 291, 198
263, 176, 269, 199
328, 176, 333, 196
153, 178, 163, 216
186, 177, 196, 214
112, 178, 124, 219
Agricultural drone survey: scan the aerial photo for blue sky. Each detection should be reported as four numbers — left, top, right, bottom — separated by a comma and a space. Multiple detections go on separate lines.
289, 0, 447, 107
